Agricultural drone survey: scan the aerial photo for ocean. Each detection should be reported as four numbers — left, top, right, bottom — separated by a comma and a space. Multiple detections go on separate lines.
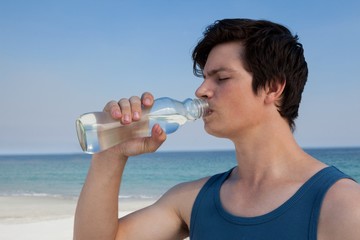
0, 148, 359, 200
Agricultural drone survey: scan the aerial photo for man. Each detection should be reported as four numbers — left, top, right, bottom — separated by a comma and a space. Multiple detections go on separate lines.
74, 19, 360, 239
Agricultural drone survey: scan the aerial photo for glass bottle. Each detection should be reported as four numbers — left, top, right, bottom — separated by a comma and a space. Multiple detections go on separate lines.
76, 97, 209, 154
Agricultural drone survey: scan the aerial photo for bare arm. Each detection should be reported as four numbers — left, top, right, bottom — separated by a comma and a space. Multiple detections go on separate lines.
73, 150, 127, 240
318, 179, 360, 240
115, 187, 190, 239
74, 93, 185, 240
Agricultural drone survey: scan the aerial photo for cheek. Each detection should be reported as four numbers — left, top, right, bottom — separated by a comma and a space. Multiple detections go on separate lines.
224, 94, 262, 124
222, 93, 244, 115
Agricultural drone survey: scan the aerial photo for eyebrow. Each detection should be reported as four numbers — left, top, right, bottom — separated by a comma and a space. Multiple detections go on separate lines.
203, 67, 236, 78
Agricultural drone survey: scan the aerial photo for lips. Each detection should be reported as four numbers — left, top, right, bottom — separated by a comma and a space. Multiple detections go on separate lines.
203, 108, 213, 118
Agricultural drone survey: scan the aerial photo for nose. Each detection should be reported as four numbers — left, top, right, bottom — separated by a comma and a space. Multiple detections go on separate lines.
195, 79, 212, 99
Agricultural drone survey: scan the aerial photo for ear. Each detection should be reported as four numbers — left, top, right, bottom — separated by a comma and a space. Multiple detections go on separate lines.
264, 79, 286, 105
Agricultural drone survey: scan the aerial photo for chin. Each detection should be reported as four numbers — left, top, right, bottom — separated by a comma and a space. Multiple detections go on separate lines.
204, 125, 223, 138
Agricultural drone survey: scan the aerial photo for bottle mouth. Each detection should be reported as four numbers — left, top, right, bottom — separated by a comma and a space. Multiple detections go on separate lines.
76, 119, 87, 152
193, 98, 210, 118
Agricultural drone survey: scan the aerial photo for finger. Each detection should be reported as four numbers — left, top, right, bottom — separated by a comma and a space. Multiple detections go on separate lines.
103, 100, 121, 119
141, 92, 154, 108
118, 98, 131, 124
143, 124, 167, 153
114, 124, 167, 157
129, 96, 142, 121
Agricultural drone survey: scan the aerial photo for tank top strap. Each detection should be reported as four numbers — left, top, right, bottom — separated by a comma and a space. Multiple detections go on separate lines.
308, 166, 354, 240
190, 167, 234, 234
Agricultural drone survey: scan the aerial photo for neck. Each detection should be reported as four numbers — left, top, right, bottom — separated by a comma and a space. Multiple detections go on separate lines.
231, 119, 311, 184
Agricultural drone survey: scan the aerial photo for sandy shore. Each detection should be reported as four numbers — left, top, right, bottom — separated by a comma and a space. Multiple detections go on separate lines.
0, 196, 155, 240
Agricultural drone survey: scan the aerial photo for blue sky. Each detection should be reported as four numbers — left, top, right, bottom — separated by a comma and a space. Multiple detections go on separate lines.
0, 0, 359, 154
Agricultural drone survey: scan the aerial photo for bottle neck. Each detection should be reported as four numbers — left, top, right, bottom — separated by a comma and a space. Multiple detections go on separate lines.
185, 98, 209, 119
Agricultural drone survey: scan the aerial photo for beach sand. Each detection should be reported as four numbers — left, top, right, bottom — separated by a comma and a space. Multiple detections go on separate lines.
0, 196, 155, 240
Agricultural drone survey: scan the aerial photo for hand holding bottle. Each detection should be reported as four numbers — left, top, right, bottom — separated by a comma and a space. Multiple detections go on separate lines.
94, 92, 167, 157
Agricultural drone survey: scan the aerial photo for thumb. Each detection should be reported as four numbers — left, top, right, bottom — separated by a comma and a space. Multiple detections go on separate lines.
142, 124, 167, 153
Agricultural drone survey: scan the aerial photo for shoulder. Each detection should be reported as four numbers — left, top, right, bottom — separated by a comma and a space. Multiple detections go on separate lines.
159, 176, 210, 209
155, 169, 232, 228
159, 169, 230, 208
155, 176, 211, 227
160, 168, 232, 205
318, 178, 360, 240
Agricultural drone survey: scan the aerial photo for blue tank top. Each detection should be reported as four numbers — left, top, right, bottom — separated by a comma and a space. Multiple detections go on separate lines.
190, 166, 351, 240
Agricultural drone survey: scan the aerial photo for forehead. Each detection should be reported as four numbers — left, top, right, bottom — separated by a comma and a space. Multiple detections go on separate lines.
203, 42, 245, 76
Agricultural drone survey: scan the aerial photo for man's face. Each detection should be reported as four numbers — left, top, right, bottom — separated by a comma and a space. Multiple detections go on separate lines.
195, 42, 267, 140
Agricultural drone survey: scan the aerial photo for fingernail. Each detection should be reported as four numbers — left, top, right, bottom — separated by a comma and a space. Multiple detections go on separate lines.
113, 110, 121, 118
124, 114, 130, 123
156, 125, 163, 135
144, 98, 151, 105
133, 111, 140, 120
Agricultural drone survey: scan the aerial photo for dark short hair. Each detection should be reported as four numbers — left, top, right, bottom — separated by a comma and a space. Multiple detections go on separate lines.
192, 18, 308, 131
